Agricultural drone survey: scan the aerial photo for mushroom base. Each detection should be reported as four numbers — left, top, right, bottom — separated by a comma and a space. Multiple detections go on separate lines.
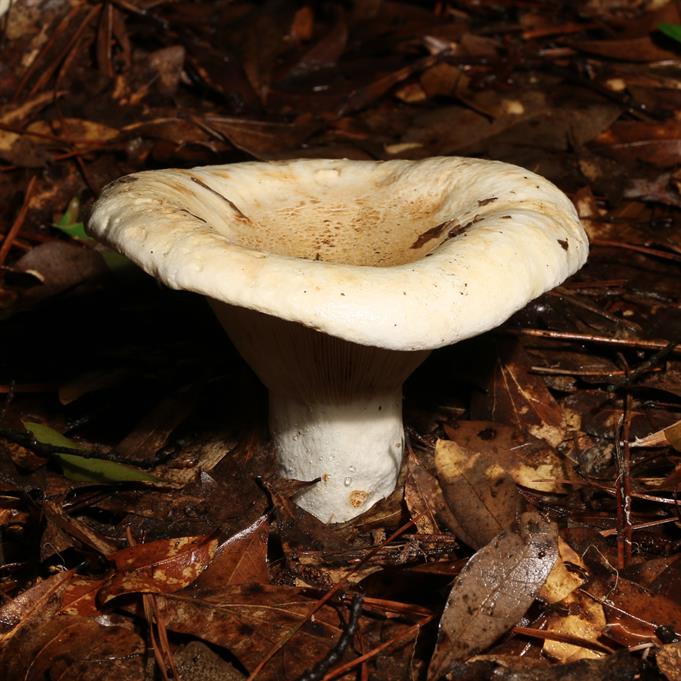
209, 301, 429, 523
270, 390, 405, 523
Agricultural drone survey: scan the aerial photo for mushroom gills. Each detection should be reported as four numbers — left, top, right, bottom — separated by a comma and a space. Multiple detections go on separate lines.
210, 302, 428, 523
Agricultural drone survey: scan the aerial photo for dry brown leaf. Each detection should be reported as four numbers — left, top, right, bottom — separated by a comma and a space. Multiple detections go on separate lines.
26, 117, 119, 145
443, 420, 569, 494
190, 515, 269, 592
99, 534, 218, 603
0, 615, 145, 681
115, 388, 197, 464
404, 450, 445, 534
542, 590, 606, 663
539, 538, 588, 605
594, 120, 681, 168
631, 418, 681, 451
435, 438, 522, 549
471, 341, 567, 447
151, 584, 344, 680
427, 512, 558, 678
657, 642, 681, 681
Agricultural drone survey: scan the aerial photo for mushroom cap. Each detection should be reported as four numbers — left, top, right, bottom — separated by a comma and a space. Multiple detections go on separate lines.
88, 157, 588, 351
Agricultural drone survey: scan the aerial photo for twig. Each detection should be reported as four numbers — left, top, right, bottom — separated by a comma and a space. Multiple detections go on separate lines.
0, 175, 37, 265
321, 619, 429, 681
614, 379, 633, 569
599, 516, 679, 537
609, 339, 679, 390
508, 328, 681, 354
591, 239, 681, 264
245, 516, 422, 680
298, 595, 364, 681
512, 625, 614, 653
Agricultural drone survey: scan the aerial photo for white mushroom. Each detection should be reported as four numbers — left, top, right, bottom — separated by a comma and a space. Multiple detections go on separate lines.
87, 157, 588, 523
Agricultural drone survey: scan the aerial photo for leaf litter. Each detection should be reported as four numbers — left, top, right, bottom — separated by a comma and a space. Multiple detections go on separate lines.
1, 0, 681, 679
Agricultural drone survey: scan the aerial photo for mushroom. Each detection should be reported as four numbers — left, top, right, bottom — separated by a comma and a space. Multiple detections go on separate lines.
87, 157, 588, 523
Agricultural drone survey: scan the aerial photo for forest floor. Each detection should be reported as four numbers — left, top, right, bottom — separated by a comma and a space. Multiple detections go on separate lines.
1, 1, 681, 680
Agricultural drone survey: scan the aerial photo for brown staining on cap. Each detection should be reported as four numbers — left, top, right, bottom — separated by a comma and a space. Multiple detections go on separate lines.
349, 490, 369, 507
478, 197, 498, 207
410, 219, 458, 249
190, 175, 251, 223
557, 238, 569, 251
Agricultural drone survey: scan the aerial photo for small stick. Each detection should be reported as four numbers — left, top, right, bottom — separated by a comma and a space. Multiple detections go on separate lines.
245, 516, 422, 680
322, 619, 428, 681
0, 175, 37, 265
508, 328, 681, 354
609, 339, 679, 390
298, 595, 364, 681
591, 238, 681, 264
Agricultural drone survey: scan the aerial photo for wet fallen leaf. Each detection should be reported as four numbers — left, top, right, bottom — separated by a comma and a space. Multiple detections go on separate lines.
190, 514, 269, 592
1, 615, 145, 681
99, 534, 218, 602
442, 421, 570, 494
444, 649, 641, 681
471, 341, 566, 448
404, 450, 449, 534
435, 438, 522, 549
146, 584, 344, 680
428, 512, 558, 678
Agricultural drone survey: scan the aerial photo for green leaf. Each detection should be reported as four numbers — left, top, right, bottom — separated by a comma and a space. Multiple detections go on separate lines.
54, 197, 93, 241
57, 196, 80, 228
23, 420, 86, 450
54, 197, 135, 274
22, 420, 156, 483
658, 22, 681, 45
55, 452, 157, 483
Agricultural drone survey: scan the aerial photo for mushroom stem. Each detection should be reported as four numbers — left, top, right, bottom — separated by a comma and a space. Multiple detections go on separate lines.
270, 389, 405, 523
210, 301, 428, 523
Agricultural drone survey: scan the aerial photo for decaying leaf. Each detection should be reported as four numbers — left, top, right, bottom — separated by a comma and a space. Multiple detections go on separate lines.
404, 449, 450, 534
435, 438, 522, 549
631, 418, 681, 451
190, 515, 269, 592
657, 642, 681, 681
471, 341, 567, 448
428, 512, 558, 678
442, 420, 570, 493
0, 615, 145, 681
539, 538, 588, 605
542, 590, 607, 662
148, 584, 345, 679
99, 534, 218, 602
590, 576, 681, 646
444, 649, 641, 681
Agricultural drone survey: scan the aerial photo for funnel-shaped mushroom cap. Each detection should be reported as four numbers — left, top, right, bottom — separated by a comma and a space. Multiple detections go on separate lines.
88, 157, 587, 351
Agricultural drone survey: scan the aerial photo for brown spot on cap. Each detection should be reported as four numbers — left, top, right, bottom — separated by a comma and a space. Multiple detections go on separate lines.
410, 219, 457, 249
557, 238, 568, 251
478, 197, 498, 207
